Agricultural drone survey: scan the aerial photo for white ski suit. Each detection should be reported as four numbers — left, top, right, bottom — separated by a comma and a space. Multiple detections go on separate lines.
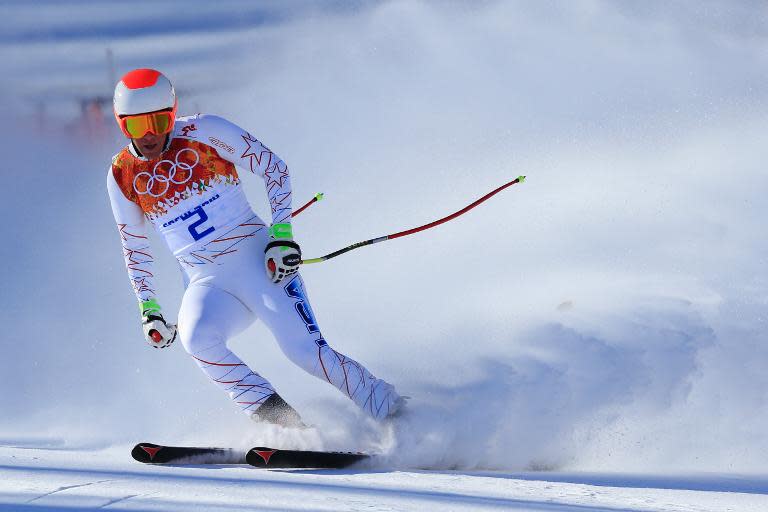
106, 114, 400, 420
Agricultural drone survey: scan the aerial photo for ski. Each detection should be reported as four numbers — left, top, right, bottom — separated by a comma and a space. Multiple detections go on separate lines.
131, 442, 244, 464
132, 442, 371, 468
246, 446, 370, 469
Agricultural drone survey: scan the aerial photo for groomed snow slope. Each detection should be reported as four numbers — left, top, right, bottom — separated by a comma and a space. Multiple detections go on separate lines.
2, 1, 768, 510
3, 444, 767, 511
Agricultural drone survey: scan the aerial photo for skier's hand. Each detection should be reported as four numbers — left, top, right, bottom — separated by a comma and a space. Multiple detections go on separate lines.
264, 223, 301, 284
140, 299, 177, 349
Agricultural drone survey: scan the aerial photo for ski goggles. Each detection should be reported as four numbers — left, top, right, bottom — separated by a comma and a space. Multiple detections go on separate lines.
117, 110, 175, 139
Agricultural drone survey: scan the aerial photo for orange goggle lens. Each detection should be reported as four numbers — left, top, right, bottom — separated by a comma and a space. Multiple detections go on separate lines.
120, 111, 174, 138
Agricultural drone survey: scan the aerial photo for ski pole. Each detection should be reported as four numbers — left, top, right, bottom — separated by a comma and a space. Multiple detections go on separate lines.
292, 192, 324, 218
301, 175, 526, 265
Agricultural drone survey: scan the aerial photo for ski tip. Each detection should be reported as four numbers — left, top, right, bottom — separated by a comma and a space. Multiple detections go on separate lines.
130, 443, 243, 465
315, 192, 324, 201
248, 447, 280, 467
131, 442, 163, 463
517, 175, 526, 183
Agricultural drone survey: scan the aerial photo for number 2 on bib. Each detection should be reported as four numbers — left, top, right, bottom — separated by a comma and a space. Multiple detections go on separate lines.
188, 206, 215, 241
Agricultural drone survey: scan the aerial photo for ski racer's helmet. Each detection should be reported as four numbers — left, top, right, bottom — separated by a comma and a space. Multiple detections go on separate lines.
113, 68, 177, 138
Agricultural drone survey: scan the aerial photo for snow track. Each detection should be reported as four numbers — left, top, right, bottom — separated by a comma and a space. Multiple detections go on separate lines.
1, 446, 765, 511
3, 2, 768, 511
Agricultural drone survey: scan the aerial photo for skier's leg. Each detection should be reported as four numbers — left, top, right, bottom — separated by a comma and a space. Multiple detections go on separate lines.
255, 274, 402, 420
177, 283, 278, 415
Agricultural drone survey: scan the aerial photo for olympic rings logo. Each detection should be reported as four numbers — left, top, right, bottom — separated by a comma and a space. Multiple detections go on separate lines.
133, 148, 199, 197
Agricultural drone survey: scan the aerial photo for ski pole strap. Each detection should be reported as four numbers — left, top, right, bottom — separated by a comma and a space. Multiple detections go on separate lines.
301, 176, 526, 265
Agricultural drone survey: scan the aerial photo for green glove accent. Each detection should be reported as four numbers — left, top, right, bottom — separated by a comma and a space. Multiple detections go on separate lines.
140, 298, 161, 317
269, 223, 293, 240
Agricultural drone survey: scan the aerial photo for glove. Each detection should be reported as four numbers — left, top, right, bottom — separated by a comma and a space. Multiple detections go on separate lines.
264, 223, 301, 284
140, 298, 177, 349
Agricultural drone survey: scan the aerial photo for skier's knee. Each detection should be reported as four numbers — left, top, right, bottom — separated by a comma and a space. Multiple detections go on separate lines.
279, 336, 326, 372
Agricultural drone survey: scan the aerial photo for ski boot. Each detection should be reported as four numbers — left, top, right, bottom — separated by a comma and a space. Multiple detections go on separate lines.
386, 395, 410, 421
250, 393, 306, 428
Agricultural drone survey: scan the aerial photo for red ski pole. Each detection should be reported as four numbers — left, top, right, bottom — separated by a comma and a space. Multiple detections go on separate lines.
292, 193, 324, 218
301, 176, 526, 265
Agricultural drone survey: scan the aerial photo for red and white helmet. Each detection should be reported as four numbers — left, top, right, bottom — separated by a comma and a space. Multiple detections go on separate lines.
113, 68, 177, 117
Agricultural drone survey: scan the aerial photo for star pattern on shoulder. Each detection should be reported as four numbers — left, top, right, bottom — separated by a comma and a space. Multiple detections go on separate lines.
241, 133, 272, 174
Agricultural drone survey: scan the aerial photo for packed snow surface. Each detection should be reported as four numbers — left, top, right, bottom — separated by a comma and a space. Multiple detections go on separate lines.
2, 1, 768, 510
3, 444, 767, 511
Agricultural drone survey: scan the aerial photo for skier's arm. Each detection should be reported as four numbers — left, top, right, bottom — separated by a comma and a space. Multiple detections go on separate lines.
192, 115, 301, 283
106, 167, 158, 307
198, 114, 293, 227
107, 167, 177, 348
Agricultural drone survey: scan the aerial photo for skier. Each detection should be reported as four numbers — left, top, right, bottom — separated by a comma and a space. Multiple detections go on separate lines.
107, 68, 403, 427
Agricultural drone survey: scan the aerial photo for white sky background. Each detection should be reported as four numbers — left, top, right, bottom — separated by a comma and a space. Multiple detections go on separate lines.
0, 0, 767, 472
